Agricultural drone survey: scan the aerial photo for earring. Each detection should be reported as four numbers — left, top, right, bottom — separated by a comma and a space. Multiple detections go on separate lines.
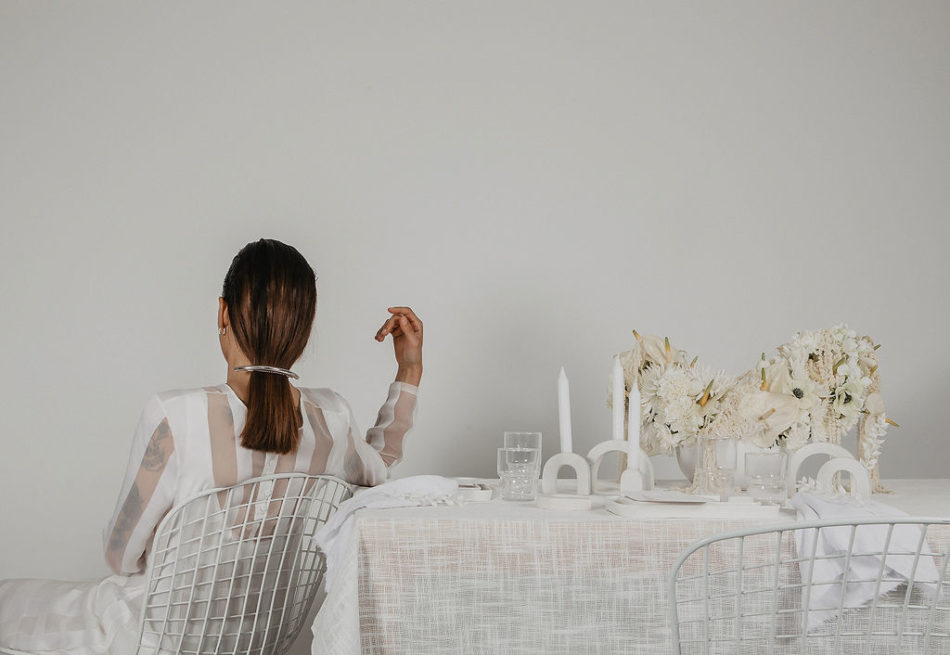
219, 327, 227, 336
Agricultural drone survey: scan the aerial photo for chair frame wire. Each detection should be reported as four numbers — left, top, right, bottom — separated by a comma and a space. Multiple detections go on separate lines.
134, 473, 353, 655
831, 522, 858, 651
925, 543, 950, 650
210, 490, 237, 655
669, 517, 950, 655
768, 530, 781, 655
864, 524, 896, 644
199, 493, 228, 651
899, 526, 929, 642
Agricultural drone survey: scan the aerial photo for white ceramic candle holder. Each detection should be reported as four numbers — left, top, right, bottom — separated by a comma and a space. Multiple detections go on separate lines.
786, 443, 855, 497
816, 457, 872, 499
538, 452, 592, 510
586, 440, 655, 495
620, 463, 654, 496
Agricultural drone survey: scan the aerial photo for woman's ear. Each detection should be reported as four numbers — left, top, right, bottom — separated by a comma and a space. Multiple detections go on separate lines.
218, 297, 228, 330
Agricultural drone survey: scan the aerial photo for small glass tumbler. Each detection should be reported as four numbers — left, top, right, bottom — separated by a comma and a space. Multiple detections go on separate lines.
693, 437, 738, 497
706, 468, 736, 500
745, 451, 787, 504
504, 431, 542, 451
497, 447, 541, 501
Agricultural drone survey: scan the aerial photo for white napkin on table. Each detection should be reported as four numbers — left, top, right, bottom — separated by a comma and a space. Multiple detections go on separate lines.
314, 475, 459, 591
790, 491, 940, 631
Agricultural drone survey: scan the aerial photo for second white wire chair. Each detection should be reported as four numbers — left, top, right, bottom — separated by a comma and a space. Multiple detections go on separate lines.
669, 518, 950, 654
135, 473, 353, 655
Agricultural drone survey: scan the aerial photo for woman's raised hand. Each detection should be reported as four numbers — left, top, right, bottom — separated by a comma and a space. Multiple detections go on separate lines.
375, 306, 423, 385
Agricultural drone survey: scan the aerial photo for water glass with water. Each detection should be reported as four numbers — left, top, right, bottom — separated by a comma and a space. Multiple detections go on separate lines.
504, 431, 542, 451
745, 451, 787, 504
693, 437, 738, 498
497, 447, 541, 501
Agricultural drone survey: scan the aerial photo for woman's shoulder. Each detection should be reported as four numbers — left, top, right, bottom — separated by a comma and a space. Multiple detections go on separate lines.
146, 385, 230, 411
298, 387, 350, 413
142, 385, 351, 415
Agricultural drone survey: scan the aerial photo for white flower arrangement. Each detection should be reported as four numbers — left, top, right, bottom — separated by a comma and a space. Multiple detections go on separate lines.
612, 324, 895, 491
612, 332, 736, 456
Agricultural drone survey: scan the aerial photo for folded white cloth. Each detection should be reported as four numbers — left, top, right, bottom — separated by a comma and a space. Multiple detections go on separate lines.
790, 491, 940, 631
314, 475, 459, 591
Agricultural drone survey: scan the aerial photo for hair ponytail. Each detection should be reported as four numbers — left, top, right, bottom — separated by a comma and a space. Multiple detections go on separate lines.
243, 370, 300, 454
222, 239, 317, 454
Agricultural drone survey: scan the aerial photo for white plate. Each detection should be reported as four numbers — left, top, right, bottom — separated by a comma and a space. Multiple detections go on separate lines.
455, 487, 494, 502
606, 495, 782, 518
625, 490, 712, 504
454, 478, 495, 502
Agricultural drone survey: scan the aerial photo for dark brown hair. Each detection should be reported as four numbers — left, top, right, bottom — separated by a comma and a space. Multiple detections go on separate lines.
222, 239, 316, 453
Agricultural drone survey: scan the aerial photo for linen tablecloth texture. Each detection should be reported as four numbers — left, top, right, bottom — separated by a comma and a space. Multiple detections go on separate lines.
315, 476, 459, 591
311, 480, 950, 655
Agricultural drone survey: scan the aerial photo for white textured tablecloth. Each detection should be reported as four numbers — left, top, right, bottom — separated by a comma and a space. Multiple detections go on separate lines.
311, 479, 950, 655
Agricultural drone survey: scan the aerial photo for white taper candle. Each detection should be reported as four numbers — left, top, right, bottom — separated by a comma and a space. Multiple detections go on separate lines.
612, 356, 625, 442
627, 382, 641, 470
558, 367, 573, 454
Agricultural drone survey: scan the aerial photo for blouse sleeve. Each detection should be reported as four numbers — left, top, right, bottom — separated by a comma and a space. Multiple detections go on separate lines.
340, 382, 418, 486
102, 394, 179, 575
365, 382, 418, 468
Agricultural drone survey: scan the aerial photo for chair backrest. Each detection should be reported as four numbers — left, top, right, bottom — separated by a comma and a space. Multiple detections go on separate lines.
136, 473, 353, 655
669, 518, 950, 655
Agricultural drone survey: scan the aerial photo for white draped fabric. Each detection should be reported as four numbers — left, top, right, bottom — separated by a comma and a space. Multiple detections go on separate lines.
0, 382, 417, 655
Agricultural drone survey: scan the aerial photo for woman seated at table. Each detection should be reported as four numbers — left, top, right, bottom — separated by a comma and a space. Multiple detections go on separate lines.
0, 238, 423, 655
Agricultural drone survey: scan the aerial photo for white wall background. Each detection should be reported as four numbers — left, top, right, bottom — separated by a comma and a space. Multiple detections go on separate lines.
1, 2, 948, 651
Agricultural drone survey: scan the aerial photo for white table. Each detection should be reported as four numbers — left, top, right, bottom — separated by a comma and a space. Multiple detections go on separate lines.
311, 479, 950, 654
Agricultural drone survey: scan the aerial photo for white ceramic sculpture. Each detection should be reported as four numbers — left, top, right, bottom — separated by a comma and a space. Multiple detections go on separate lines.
816, 457, 872, 499
538, 452, 592, 510
587, 440, 654, 495
786, 443, 855, 497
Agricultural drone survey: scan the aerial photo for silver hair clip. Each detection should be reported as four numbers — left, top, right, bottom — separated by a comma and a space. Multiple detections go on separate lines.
233, 365, 300, 380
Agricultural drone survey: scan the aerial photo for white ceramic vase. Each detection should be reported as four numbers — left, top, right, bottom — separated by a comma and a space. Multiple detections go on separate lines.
676, 438, 771, 489
674, 441, 698, 482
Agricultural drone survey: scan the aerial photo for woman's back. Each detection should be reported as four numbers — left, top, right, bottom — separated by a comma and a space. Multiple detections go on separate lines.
104, 382, 417, 576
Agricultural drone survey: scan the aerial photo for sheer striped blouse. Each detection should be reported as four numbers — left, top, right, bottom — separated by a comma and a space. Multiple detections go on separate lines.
102, 382, 417, 575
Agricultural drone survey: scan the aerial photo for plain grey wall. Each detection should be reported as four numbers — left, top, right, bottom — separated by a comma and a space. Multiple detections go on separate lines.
2, 2, 948, 652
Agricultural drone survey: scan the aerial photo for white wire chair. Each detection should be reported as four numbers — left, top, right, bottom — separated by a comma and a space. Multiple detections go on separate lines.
669, 518, 950, 654
135, 473, 353, 655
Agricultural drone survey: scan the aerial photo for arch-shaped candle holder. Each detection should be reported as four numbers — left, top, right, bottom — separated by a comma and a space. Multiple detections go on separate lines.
786, 443, 855, 497
586, 440, 654, 495
538, 452, 592, 510
816, 457, 872, 499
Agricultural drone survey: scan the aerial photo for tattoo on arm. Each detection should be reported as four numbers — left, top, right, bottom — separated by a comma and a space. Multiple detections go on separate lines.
142, 419, 172, 472
108, 482, 143, 556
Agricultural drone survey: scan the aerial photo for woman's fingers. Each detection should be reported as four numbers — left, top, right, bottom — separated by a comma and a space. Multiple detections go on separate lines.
377, 307, 422, 342
387, 307, 422, 334
375, 315, 400, 341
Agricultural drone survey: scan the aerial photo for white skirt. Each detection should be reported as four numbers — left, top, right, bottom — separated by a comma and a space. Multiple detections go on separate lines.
0, 574, 145, 655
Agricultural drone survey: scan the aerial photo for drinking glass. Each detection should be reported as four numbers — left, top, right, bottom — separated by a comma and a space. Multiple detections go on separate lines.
706, 468, 736, 499
504, 431, 542, 451
693, 437, 737, 498
497, 447, 541, 501
745, 451, 787, 505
